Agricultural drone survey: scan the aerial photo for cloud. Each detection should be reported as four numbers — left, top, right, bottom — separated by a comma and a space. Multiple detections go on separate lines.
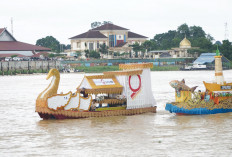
1, 0, 231, 44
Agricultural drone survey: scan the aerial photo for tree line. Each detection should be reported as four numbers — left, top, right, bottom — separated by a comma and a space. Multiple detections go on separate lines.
131, 23, 232, 60
36, 36, 70, 53
35, 24, 232, 60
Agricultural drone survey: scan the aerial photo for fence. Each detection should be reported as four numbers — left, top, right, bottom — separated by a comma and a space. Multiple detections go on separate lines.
0, 61, 60, 75
60, 58, 194, 67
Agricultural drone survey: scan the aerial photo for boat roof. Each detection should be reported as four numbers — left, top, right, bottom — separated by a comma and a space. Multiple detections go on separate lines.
77, 74, 123, 94
103, 69, 143, 76
119, 63, 153, 70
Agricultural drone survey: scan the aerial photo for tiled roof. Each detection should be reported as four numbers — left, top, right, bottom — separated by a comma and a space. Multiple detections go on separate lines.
0, 28, 5, 35
0, 41, 51, 51
128, 31, 147, 38
69, 31, 107, 39
0, 53, 26, 58
31, 52, 49, 57
115, 42, 127, 47
91, 23, 128, 31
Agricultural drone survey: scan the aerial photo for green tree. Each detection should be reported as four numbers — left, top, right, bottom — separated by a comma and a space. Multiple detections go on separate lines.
189, 26, 206, 39
130, 42, 145, 57
142, 40, 153, 52
220, 40, 232, 60
48, 54, 55, 58
64, 44, 71, 50
99, 43, 108, 54
130, 42, 142, 57
190, 37, 213, 51
89, 50, 100, 59
84, 50, 90, 58
177, 23, 190, 38
11, 55, 18, 58
152, 23, 214, 53
36, 36, 60, 53
153, 30, 177, 49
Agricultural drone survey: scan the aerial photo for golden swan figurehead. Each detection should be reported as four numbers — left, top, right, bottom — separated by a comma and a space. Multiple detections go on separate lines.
37, 68, 60, 101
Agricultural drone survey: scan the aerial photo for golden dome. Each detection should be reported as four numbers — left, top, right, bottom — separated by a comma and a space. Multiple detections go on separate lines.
179, 37, 191, 48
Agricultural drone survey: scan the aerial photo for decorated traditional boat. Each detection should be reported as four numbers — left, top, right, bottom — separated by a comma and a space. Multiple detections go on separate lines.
166, 48, 232, 115
36, 63, 156, 119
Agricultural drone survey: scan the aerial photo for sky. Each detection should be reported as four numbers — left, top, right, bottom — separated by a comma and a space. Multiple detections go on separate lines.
1, 0, 232, 45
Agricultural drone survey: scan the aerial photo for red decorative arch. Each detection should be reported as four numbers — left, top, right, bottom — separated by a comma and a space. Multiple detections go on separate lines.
129, 75, 141, 99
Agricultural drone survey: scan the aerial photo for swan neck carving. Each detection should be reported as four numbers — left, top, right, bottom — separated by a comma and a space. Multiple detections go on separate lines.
37, 69, 60, 100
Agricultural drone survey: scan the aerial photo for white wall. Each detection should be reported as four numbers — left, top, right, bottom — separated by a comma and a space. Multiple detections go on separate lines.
71, 39, 107, 51
0, 31, 15, 41
0, 51, 34, 56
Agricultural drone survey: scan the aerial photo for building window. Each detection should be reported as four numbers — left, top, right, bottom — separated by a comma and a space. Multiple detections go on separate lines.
89, 43, 94, 50
97, 41, 99, 49
109, 35, 114, 47
77, 42, 81, 48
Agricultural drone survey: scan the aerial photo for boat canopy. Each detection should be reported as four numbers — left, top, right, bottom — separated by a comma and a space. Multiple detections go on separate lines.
104, 69, 143, 76
119, 63, 153, 70
77, 74, 123, 94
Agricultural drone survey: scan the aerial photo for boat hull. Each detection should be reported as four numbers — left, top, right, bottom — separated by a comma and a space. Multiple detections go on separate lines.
165, 103, 232, 115
36, 106, 157, 120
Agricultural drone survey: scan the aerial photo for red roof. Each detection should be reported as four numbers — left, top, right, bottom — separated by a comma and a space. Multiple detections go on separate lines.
0, 41, 50, 51
0, 53, 26, 58
91, 23, 129, 31
31, 52, 49, 57
0, 28, 4, 35
69, 30, 107, 39
128, 31, 147, 38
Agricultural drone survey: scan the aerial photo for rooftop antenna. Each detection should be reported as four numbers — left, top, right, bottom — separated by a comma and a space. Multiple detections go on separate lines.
11, 17, 13, 35
224, 22, 229, 40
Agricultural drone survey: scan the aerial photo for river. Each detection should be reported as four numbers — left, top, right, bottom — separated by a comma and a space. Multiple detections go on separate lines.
0, 70, 231, 157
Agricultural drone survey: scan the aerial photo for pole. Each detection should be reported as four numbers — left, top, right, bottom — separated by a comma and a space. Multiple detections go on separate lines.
8, 61, 9, 75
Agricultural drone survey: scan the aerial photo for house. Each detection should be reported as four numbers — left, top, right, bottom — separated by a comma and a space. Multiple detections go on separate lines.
0, 28, 50, 57
69, 23, 147, 56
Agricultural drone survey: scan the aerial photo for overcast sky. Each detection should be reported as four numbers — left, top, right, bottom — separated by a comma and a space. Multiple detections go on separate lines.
1, 0, 232, 45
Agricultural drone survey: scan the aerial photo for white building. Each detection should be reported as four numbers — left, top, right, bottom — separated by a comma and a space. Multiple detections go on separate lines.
69, 23, 147, 55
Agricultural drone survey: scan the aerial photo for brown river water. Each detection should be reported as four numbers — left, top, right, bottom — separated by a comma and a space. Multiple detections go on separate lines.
0, 70, 232, 157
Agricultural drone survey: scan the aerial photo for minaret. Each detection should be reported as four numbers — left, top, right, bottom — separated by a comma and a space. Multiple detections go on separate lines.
214, 46, 225, 85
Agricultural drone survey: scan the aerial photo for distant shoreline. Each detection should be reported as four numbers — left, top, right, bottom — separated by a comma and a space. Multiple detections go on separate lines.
0, 65, 180, 76
74, 65, 181, 73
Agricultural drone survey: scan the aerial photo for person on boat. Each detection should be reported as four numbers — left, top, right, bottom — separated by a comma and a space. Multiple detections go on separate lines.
80, 88, 88, 98
90, 99, 97, 111
198, 90, 204, 100
204, 91, 210, 102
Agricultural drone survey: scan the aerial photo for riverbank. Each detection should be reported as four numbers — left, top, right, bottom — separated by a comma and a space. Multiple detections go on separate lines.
0, 69, 49, 76
75, 65, 181, 73
0, 65, 181, 75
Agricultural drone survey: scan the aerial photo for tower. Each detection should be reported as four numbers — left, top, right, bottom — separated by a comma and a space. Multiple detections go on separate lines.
11, 17, 13, 35
214, 46, 225, 85
224, 22, 229, 40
